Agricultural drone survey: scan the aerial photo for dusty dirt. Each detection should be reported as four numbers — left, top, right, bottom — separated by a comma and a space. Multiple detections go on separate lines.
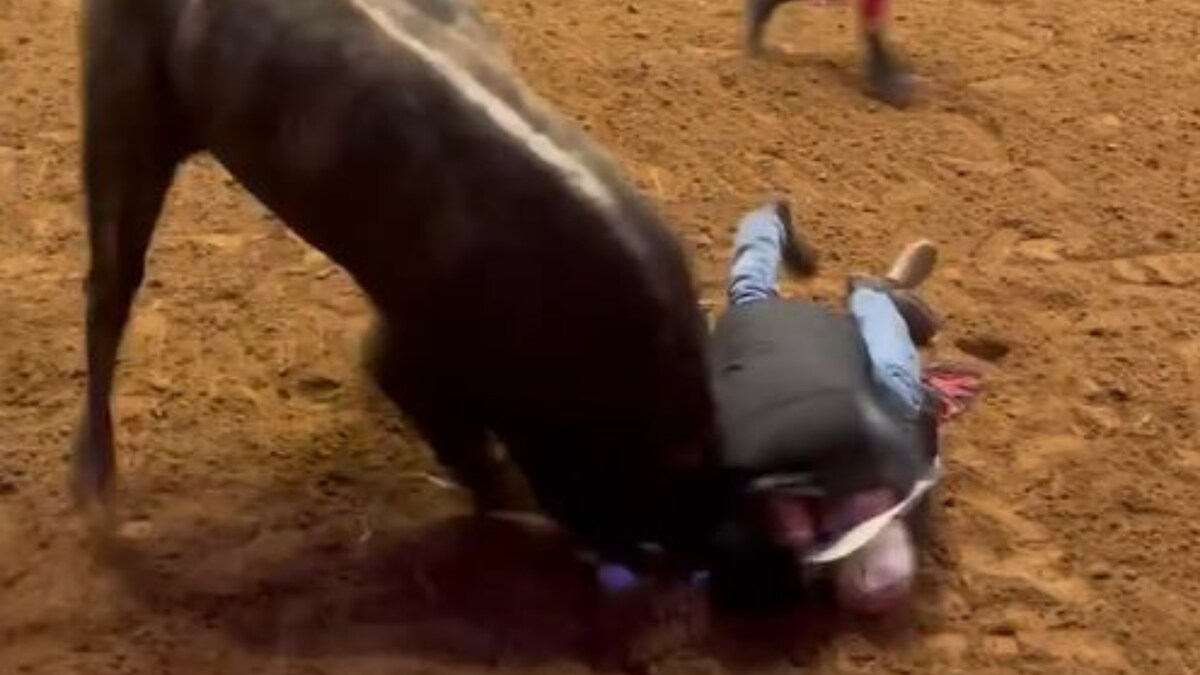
2, 0, 1200, 673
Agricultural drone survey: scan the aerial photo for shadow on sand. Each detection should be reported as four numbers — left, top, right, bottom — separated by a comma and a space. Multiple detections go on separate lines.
93, 501, 936, 672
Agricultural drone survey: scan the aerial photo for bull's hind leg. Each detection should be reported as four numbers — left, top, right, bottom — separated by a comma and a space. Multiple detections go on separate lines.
364, 321, 530, 513
72, 2, 186, 508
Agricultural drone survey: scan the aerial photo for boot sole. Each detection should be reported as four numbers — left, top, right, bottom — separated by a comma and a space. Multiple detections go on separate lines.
886, 239, 937, 289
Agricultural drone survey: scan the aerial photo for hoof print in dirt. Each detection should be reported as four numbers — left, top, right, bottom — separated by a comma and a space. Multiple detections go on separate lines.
954, 335, 1011, 363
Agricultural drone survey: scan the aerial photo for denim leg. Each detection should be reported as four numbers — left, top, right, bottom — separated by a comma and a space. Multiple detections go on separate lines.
727, 204, 786, 306
849, 288, 923, 417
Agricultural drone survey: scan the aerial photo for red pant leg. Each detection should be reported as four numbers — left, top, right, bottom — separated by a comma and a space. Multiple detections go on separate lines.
859, 0, 889, 26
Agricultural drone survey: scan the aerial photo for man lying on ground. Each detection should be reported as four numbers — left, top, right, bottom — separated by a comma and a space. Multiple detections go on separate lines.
701, 197, 943, 614
597, 197, 979, 617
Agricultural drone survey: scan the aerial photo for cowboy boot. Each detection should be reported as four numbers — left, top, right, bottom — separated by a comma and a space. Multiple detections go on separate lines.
863, 30, 916, 108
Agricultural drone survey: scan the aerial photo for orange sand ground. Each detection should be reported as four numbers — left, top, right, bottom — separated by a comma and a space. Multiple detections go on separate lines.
2, 0, 1198, 673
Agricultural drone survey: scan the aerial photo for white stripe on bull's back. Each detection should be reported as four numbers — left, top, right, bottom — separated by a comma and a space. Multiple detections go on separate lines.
344, 0, 618, 211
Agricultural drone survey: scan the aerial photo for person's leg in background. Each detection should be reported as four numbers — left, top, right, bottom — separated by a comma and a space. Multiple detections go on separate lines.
858, 0, 917, 107
744, 0, 797, 55
743, 0, 916, 108
728, 199, 818, 307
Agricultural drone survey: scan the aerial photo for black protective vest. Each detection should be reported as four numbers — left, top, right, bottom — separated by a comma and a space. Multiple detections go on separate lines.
710, 297, 937, 500
705, 297, 939, 612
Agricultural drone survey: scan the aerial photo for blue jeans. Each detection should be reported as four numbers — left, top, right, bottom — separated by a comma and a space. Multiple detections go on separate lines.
727, 203, 924, 416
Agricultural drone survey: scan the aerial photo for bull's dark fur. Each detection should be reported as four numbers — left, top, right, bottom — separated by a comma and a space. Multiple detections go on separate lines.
75, 0, 720, 563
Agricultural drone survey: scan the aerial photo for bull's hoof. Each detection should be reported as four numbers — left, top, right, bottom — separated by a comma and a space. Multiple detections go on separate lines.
69, 465, 109, 510
70, 475, 117, 540
69, 434, 115, 510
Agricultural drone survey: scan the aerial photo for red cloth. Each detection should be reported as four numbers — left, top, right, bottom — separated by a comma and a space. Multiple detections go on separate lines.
859, 0, 889, 24
923, 363, 983, 423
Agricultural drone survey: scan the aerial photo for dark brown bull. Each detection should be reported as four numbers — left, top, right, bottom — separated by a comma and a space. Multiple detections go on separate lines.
75, 0, 719, 564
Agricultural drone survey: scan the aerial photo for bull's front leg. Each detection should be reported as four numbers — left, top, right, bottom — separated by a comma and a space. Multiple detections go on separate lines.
73, 0, 184, 510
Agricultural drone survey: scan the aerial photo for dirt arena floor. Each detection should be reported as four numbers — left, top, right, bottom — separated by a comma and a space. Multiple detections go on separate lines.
2, 0, 1199, 673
